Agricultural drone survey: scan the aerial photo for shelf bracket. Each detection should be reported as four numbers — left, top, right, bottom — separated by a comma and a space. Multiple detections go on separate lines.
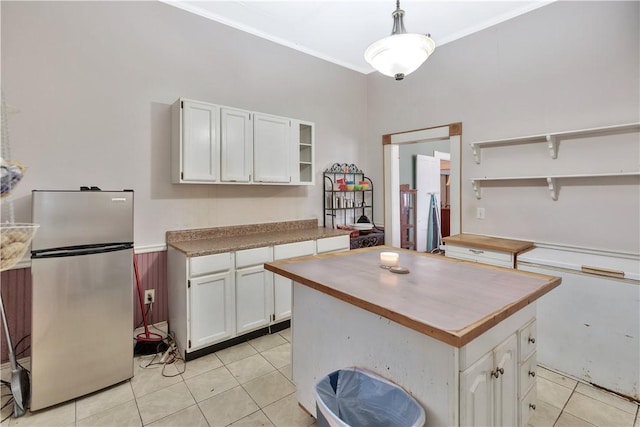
546, 135, 558, 159
471, 144, 480, 164
546, 177, 558, 200
471, 180, 482, 199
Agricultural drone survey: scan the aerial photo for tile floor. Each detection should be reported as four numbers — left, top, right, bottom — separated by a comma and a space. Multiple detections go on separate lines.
1, 328, 639, 427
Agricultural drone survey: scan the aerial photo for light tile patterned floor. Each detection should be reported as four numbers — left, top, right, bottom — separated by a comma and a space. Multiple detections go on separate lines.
2, 328, 638, 426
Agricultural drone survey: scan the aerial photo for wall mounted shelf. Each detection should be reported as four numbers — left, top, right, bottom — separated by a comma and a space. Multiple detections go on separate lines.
471, 172, 640, 201
470, 122, 640, 164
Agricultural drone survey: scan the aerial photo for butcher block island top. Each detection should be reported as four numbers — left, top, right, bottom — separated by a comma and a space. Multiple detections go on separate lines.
264, 246, 560, 347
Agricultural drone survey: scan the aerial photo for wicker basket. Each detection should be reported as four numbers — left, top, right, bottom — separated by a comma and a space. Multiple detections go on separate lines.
0, 223, 38, 271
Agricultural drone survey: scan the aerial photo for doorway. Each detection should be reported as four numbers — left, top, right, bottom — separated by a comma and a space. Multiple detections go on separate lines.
383, 123, 462, 249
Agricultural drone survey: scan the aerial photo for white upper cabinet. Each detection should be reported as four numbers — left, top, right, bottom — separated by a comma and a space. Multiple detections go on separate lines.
172, 98, 313, 186
172, 99, 220, 183
292, 120, 315, 185
221, 107, 253, 183
253, 113, 291, 183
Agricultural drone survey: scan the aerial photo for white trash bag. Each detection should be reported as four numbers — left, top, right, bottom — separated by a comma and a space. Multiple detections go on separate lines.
314, 367, 426, 427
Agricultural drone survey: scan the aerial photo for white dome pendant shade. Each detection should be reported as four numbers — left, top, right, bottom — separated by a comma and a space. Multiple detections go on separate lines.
364, 1, 435, 81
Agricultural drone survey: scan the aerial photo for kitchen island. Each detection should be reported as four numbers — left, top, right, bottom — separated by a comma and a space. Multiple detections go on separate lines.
264, 246, 561, 427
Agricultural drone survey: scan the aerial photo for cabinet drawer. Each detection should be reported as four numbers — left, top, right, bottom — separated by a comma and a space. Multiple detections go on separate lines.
520, 385, 538, 427
316, 235, 350, 254
519, 319, 537, 362
274, 240, 315, 260
519, 351, 537, 397
190, 252, 232, 277
445, 244, 514, 268
236, 246, 273, 268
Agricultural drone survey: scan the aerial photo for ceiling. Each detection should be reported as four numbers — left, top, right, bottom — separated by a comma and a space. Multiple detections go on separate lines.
162, 1, 554, 74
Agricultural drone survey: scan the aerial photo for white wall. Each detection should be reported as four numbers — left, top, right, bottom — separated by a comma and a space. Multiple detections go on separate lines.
1, 1, 367, 248
365, 1, 640, 253
3, 1, 638, 254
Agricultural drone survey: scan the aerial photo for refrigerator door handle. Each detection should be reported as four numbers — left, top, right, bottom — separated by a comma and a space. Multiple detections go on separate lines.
31, 242, 133, 259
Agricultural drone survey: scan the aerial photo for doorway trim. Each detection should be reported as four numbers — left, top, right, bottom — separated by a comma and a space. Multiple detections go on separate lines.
383, 123, 462, 248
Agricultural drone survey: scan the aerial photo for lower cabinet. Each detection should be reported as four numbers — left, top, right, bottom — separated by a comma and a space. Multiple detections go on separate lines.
189, 271, 235, 350
235, 246, 275, 334
445, 243, 515, 268
168, 236, 350, 359
273, 240, 316, 320
460, 334, 518, 426
460, 318, 539, 426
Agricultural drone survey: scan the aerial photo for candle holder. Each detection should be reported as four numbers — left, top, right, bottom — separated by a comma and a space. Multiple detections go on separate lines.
380, 251, 399, 269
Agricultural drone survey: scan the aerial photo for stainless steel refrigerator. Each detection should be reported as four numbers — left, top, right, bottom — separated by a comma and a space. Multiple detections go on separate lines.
30, 189, 134, 411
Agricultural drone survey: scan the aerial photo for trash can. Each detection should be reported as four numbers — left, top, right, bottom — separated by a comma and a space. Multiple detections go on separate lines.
314, 367, 426, 427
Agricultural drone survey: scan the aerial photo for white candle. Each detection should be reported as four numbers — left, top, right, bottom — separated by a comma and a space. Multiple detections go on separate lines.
380, 251, 399, 268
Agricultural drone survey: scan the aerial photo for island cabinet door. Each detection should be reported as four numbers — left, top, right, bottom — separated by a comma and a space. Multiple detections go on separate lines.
460, 334, 518, 427
492, 335, 518, 427
188, 272, 235, 351
460, 352, 494, 426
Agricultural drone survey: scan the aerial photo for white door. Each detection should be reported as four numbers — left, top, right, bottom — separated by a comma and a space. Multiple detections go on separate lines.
493, 335, 518, 427
221, 107, 252, 182
254, 113, 290, 183
273, 275, 292, 321
236, 265, 273, 334
460, 352, 494, 426
416, 154, 440, 252
182, 101, 219, 182
189, 272, 234, 350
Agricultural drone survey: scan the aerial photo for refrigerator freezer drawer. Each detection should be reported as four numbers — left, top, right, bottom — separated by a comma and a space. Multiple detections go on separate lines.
30, 248, 134, 410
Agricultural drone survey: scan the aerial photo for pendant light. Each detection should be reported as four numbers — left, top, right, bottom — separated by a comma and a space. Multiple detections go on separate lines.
364, 0, 435, 81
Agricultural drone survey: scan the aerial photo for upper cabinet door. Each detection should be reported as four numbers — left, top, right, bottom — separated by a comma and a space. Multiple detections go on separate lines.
253, 113, 291, 183
174, 100, 220, 183
221, 107, 252, 182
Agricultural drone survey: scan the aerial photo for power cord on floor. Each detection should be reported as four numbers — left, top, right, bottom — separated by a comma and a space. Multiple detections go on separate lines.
136, 331, 185, 377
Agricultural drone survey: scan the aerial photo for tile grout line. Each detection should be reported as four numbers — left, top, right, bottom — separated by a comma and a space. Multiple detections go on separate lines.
552, 381, 577, 427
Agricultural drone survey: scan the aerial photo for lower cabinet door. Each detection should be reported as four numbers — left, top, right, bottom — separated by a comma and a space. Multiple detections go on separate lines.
273, 274, 292, 322
493, 334, 518, 427
189, 271, 235, 351
460, 352, 493, 426
236, 265, 273, 334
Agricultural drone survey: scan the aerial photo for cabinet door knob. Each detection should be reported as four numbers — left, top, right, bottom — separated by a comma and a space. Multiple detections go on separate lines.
491, 367, 504, 378
529, 403, 536, 411
529, 370, 536, 377
528, 336, 536, 344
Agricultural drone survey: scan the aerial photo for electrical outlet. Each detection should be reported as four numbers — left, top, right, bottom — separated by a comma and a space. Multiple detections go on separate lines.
144, 289, 155, 304
476, 207, 485, 219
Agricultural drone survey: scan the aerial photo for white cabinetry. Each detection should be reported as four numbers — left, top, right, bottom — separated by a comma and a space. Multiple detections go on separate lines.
460, 334, 517, 427
443, 234, 533, 269
168, 234, 350, 359
273, 240, 315, 321
235, 247, 274, 334
445, 244, 513, 268
293, 120, 314, 185
221, 107, 252, 183
316, 235, 350, 254
168, 249, 235, 355
171, 99, 220, 183
254, 113, 291, 183
172, 98, 314, 186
